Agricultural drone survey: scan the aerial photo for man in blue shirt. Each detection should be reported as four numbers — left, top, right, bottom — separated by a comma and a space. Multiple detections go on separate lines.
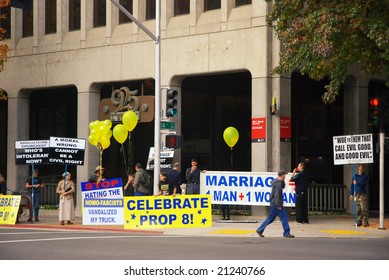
350, 164, 369, 227
25, 168, 44, 222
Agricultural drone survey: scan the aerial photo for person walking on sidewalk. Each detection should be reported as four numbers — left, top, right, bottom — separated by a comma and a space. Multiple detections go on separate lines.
256, 170, 295, 238
290, 162, 310, 224
56, 172, 75, 225
349, 164, 369, 227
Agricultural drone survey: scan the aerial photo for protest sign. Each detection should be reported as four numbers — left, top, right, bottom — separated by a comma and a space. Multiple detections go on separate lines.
333, 134, 373, 165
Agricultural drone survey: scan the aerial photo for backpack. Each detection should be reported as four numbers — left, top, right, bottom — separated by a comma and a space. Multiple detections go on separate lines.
140, 170, 151, 192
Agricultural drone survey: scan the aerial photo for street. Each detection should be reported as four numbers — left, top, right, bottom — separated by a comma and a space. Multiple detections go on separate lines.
1, 227, 388, 260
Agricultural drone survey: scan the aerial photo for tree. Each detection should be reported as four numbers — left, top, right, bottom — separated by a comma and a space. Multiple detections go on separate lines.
0, 0, 9, 101
266, 0, 389, 104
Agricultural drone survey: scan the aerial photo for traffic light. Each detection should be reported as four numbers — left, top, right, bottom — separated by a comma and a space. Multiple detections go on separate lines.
166, 89, 178, 117
165, 134, 183, 149
368, 97, 381, 132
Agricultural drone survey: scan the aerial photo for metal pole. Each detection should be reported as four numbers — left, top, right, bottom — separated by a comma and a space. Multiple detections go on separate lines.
379, 132, 385, 229
109, 0, 161, 194
153, 0, 161, 195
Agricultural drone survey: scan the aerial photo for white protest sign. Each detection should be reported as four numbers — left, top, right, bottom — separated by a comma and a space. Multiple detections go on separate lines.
200, 171, 296, 207
333, 134, 373, 165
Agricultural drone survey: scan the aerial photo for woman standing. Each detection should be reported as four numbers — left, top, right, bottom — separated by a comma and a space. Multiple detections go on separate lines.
56, 172, 75, 225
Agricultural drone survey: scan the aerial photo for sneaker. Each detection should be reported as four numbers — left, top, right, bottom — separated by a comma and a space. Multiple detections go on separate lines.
256, 230, 264, 238
284, 234, 295, 238
34, 218, 39, 222
67, 221, 73, 225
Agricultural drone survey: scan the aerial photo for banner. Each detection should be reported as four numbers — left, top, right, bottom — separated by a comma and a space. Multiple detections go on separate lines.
15, 140, 50, 165
200, 171, 296, 207
81, 178, 124, 225
124, 195, 212, 230
333, 134, 373, 165
0, 195, 21, 225
49, 137, 86, 165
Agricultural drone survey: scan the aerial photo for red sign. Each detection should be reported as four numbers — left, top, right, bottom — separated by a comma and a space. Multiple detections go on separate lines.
280, 117, 292, 141
252, 118, 266, 142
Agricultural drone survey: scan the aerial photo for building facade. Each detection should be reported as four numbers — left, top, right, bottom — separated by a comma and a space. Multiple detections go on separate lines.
0, 0, 387, 215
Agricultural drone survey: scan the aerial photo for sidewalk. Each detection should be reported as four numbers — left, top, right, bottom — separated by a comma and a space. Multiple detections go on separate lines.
2, 210, 389, 239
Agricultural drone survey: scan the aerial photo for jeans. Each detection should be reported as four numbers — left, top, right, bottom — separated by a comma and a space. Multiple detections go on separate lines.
29, 192, 40, 219
134, 191, 148, 196
257, 206, 291, 236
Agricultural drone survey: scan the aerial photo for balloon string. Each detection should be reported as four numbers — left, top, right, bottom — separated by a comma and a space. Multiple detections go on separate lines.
121, 143, 128, 176
98, 144, 103, 181
230, 148, 234, 171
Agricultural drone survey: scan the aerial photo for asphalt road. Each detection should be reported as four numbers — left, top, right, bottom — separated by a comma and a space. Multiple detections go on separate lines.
1, 228, 388, 260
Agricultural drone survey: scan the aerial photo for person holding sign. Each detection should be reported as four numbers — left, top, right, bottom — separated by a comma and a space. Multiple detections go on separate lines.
25, 168, 44, 222
56, 172, 75, 225
290, 162, 310, 224
186, 158, 202, 194
349, 164, 369, 227
256, 170, 295, 238
133, 163, 149, 196
89, 166, 106, 183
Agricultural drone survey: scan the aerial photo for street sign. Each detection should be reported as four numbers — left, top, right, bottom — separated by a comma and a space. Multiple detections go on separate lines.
160, 121, 175, 130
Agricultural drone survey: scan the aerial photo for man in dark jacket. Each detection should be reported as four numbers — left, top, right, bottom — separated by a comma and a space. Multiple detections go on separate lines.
290, 162, 310, 224
167, 162, 182, 196
256, 170, 294, 238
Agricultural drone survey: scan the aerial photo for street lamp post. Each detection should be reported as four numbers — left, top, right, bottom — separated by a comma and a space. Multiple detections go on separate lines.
110, 0, 161, 195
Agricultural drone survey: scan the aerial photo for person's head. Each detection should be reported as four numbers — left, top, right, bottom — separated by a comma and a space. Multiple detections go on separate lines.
191, 158, 198, 167
135, 163, 143, 171
95, 166, 105, 175
277, 170, 288, 181
173, 162, 180, 171
160, 172, 167, 182
62, 172, 71, 180
358, 164, 365, 174
297, 162, 305, 171
33, 168, 39, 177
127, 173, 134, 182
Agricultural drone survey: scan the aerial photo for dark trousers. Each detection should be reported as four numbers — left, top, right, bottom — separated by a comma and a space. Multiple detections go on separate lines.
186, 183, 200, 194
295, 192, 309, 223
221, 205, 230, 219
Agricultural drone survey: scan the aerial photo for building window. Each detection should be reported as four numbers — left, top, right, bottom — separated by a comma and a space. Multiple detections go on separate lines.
119, 0, 133, 24
22, 8, 33, 37
0, 5, 10, 39
45, 0, 57, 34
146, 0, 155, 20
174, 0, 189, 16
94, 0, 106, 27
69, 0, 81, 31
204, 0, 220, 11
236, 0, 252, 6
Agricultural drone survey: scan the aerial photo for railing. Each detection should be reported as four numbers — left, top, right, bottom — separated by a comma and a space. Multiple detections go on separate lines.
38, 183, 346, 212
308, 183, 346, 211
40, 183, 77, 207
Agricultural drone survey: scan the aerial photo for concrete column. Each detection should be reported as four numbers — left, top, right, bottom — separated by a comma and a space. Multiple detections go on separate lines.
343, 75, 369, 213
161, 0, 173, 31
106, 0, 119, 44
10, 7, 22, 52
57, 0, 69, 50
75, 89, 101, 216
80, 0, 93, 47
33, 0, 45, 53
190, 0, 204, 33
221, 0, 234, 31
7, 92, 30, 190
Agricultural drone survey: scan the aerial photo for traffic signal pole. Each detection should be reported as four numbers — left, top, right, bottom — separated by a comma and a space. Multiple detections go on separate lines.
110, 0, 161, 195
379, 131, 385, 229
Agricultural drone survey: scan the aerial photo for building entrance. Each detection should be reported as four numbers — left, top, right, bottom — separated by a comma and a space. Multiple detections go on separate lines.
181, 71, 252, 172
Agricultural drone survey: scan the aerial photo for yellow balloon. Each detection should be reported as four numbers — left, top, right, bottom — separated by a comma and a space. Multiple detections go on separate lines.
89, 121, 96, 130
122, 110, 138, 132
88, 135, 98, 146
223, 127, 239, 148
101, 138, 111, 150
113, 124, 128, 144
103, 119, 112, 128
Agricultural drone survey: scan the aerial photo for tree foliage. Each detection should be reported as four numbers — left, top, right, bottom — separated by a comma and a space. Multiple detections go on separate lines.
0, 0, 9, 100
266, 0, 389, 104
